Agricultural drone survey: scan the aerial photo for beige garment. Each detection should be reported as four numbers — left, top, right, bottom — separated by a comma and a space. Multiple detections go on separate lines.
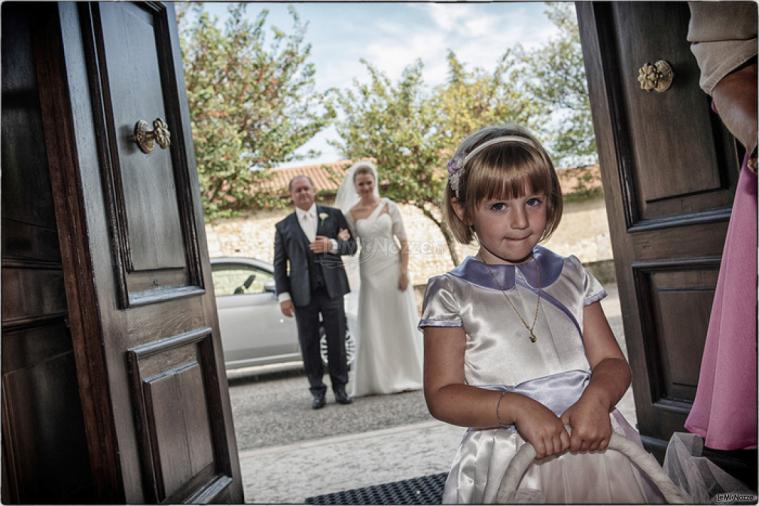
687, 2, 758, 95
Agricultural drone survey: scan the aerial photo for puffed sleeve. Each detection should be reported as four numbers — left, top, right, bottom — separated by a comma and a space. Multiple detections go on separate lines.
387, 200, 407, 242
418, 275, 463, 329
568, 255, 607, 305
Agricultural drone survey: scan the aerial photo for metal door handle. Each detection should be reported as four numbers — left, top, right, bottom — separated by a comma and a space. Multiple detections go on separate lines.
637, 60, 674, 93
131, 118, 171, 153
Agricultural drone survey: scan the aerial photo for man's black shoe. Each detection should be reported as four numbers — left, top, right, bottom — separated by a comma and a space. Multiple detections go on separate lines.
334, 387, 352, 405
312, 393, 326, 410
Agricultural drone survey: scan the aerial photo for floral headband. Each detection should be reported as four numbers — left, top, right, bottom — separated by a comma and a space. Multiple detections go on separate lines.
447, 135, 538, 198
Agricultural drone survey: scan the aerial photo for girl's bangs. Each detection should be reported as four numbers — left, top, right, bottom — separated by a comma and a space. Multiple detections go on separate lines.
469, 148, 553, 204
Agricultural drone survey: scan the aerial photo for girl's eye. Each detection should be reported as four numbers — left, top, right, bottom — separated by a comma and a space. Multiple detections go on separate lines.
490, 202, 507, 211
527, 197, 543, 207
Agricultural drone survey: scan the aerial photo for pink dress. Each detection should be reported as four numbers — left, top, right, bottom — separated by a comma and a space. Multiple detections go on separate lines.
684, 156, 757, 450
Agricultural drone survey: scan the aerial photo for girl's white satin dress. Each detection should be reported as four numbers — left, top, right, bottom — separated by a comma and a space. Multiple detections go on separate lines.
420, 247, 664, 504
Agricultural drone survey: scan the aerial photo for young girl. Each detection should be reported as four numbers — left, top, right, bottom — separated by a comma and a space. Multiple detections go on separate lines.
421, 125, 664, 503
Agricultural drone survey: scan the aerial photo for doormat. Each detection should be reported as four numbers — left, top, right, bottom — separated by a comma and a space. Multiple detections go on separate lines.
305, 472, 447, 505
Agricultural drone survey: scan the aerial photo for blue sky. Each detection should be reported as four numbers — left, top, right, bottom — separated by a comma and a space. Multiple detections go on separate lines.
197, 3, 561, 167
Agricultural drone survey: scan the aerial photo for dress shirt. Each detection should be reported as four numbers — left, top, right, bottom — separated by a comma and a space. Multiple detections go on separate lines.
296, 204, 318, 242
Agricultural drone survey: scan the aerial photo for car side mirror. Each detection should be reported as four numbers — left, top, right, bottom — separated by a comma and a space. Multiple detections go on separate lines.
263, 280, 276, 293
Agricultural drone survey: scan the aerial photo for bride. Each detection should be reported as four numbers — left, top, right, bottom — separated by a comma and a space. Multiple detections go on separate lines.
335, 160, 423, 397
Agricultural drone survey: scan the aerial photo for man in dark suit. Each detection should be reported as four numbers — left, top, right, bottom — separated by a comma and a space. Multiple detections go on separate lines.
273, 175, 358, 409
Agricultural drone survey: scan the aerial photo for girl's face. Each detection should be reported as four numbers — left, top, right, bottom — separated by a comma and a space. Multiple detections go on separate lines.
354, 172, 376, 198
468, 185, 548, 264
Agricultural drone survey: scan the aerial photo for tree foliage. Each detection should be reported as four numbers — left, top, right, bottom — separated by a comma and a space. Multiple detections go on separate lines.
178, 1, 597, 251
177, 4, 334, 218
435, 50, 542, 155
519, 3, 596, 167
332, 60, 443, 206
332, 54, 544, 265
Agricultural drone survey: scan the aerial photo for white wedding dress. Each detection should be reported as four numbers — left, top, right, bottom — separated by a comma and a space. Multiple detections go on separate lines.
347, 198, 423, 397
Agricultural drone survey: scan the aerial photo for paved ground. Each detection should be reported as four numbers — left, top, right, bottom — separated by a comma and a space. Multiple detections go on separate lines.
231, 283, 637, 503
229, 372, 432, 451
239, 421, 463, 503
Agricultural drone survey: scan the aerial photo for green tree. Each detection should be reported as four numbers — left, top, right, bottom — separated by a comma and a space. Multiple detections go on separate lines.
435, 50, 542, 161
332, 54, 542, 266
331, 60, 456, 259
519, 3, 597, 167
177, 4, 334, 218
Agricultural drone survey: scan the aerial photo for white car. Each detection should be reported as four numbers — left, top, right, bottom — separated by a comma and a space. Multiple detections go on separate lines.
210, 257, 357, 372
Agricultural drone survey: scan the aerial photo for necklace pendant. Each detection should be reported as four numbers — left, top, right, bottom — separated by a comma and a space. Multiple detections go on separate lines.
528, 331, 537, 343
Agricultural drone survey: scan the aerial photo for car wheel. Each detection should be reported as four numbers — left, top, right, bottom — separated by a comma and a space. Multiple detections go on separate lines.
319, 325, 356, 370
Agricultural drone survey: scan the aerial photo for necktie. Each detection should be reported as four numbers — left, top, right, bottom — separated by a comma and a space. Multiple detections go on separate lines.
302, 213, 315, 242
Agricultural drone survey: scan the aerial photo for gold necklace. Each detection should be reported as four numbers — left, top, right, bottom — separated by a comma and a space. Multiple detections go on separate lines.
480, 256, 542, 343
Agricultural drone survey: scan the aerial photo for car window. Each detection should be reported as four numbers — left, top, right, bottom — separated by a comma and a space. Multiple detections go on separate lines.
212, 264, 273, 296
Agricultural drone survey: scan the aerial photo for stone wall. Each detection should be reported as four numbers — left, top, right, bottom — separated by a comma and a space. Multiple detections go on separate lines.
205, 195, 613, 286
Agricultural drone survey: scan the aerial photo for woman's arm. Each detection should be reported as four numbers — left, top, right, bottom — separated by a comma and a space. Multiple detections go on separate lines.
398, 239, 410, 290
388, 201, 411, 290
424, 326, 569, 457
560, 301, 631, 451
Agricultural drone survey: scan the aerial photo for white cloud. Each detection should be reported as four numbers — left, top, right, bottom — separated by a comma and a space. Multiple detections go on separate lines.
364, 30, 448, 83
372, 19, 408, 36
281, 3, 565, 164
422, 3, 480, 32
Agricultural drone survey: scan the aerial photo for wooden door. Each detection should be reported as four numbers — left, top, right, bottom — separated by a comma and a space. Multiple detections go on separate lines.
1, 4, 95, 502
32, 2, 243, 502
577, 2, 755, 482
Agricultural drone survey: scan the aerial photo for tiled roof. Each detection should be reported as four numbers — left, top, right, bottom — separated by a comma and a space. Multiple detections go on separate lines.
556, 164, 603, 194
254, 160, 357, 195
254, 160, 602, 197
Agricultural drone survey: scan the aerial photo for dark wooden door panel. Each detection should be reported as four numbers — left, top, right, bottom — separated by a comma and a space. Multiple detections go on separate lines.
1, 264, 67, 325
577, 1, 743, 460
611, 3, 734, 207
2, 327, 93, 503
631, 221, 728, 260
80, 2, 204, 308
32, 2, 244, 502
581, 2, 739, 231
127, 328, 225, 503
1, 1, 62, 267
2, 5, 94, 503
633, 262, 718, 407
99, 2, 186, 272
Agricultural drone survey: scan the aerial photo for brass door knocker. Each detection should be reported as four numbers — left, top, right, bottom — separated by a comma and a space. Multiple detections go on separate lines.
131, 118, 171, 154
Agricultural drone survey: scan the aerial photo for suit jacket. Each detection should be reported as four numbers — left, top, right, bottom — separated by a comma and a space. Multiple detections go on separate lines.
273, 205, 358, 306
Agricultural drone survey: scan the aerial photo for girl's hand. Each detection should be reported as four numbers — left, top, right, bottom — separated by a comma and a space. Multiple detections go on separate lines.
398, 272, 409, 291
337, 228, 350, 241
560, 393, 612, 452
513, 398, 570, 459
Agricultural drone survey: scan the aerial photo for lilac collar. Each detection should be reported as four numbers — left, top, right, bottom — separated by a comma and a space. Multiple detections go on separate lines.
449, 246, 565, 290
